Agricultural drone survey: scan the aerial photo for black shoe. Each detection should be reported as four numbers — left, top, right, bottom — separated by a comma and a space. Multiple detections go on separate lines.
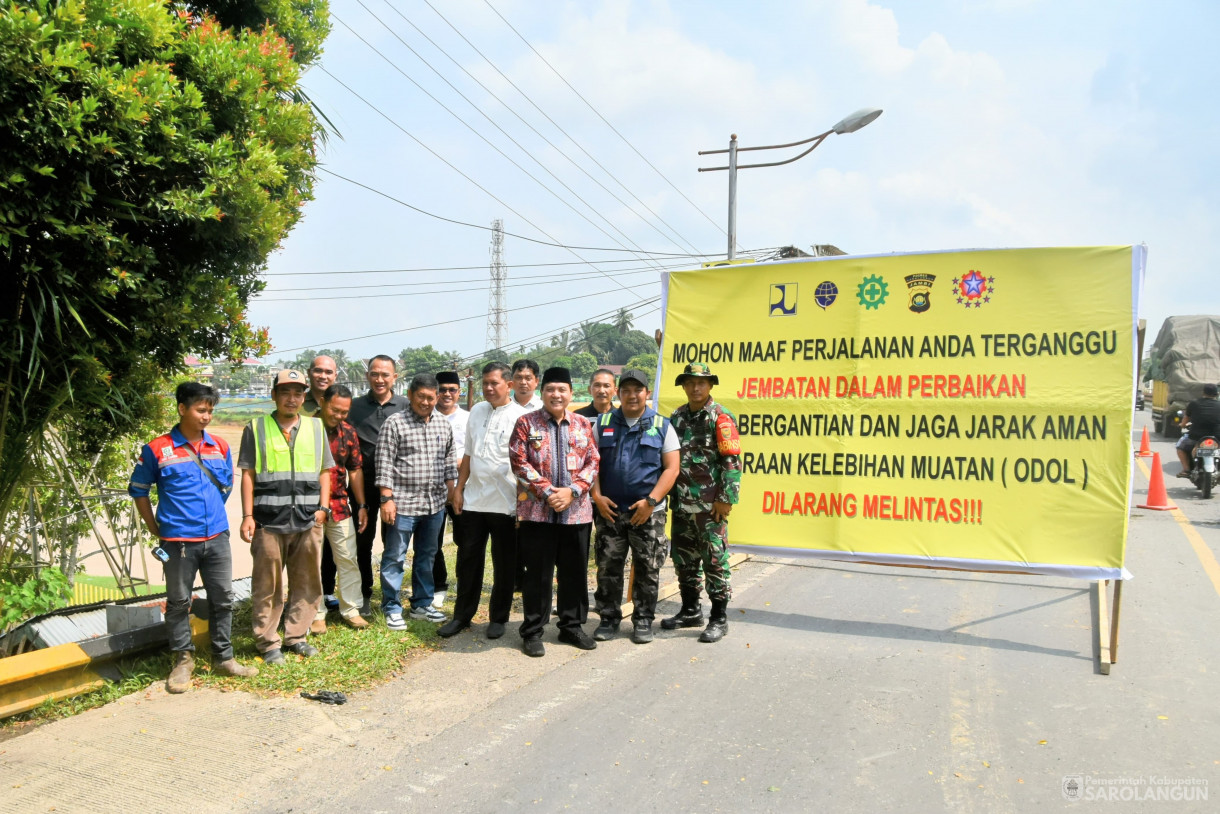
261, 648, 286, 665
631, 620, 654, 644
558, 627, 598, 651
699, 599, 729, 644
437, 619, 470, 638
661, 586, 704, 630
486, 622, 506, 639
285, 641, 319, 658
593, 620, 619, 641
522, 638, 545, 657
359, 597, 373, 618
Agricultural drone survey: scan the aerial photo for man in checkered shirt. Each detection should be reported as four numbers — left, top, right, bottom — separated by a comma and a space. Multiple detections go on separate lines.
374, 373, 457, 630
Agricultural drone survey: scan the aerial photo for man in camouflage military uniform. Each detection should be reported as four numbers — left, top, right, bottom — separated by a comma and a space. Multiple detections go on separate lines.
664, 362, 742, 643
590, 370, 680, 644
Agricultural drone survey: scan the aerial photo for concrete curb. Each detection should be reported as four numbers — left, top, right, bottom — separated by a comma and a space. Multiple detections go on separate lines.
1, 553, 752, 720
0, 617, 209, 719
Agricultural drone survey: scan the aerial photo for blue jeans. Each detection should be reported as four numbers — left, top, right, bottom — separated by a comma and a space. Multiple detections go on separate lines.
380, 508, 445, 615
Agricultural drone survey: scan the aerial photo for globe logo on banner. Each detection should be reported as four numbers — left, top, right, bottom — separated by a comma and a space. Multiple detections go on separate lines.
769, 283, 797, 316
814, 280, 838, 310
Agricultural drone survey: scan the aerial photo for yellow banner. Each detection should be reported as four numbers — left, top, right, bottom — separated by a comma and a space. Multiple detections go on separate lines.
659, 247, 1144, 579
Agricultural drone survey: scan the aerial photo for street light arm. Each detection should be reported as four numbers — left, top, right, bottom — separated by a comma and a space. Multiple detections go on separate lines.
698, 132, 830, 172
698, 128, 833, 157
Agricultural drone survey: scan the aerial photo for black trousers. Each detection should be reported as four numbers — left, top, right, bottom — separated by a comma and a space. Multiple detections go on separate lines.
452, 510, 518, 626
518, 521, 590, 641
432, 505, 456, 592
349, 466, 386, 600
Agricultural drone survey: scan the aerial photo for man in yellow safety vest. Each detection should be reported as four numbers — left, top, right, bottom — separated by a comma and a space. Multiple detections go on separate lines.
238, 369, 335, 665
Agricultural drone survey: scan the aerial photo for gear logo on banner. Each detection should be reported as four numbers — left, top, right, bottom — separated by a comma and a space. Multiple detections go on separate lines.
953, 270, 996, 308
769, 283, 798, 316
856, 274, 889, 309
904, 273, 935, 314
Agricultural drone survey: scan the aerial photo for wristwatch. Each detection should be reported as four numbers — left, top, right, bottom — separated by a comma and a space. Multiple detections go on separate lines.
318, 506, 332, 518
379, 494, 394, 505
645, 496, 659, 508
356, 503, 368, 509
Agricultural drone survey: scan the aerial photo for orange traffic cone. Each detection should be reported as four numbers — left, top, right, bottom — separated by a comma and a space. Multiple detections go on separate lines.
1138, 452, 1177, 511
1136, 426, 1153, 457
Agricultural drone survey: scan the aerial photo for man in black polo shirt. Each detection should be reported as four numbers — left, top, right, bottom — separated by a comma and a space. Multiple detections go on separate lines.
346, 354, 408, 616
1177, 383, 1220, 477
574, 368, 617, 419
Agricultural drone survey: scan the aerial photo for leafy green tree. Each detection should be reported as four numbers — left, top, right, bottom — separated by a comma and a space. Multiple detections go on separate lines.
624, 352, 658, 385
570, 351, 599, 382
613, 308, 634, 335
0, 0, 329, 562
398, 345, 461, 380
609, 330, 657, 365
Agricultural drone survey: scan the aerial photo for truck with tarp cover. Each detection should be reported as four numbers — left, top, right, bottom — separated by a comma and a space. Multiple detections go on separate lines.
1148, 315, 1220, 438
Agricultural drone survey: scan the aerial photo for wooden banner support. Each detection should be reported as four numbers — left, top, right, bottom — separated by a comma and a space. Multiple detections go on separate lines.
1095, 578, 1124, 675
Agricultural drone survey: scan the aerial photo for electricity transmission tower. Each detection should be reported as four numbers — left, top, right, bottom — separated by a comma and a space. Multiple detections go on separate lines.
485, 218, 507, 352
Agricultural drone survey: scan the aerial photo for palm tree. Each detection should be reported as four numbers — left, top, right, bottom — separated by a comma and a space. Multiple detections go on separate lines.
613, 308, 634, 335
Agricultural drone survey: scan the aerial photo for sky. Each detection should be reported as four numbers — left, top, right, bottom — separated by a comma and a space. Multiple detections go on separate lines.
251, 0, 1220, 365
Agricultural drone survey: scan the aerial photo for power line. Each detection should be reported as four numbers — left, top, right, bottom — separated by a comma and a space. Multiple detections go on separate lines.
256, 277, 652, 302
312, 78, 645, 306
273, 288, 659, 354
260, 263, 699, 294
333, 11, 669, 272
263, 256, 696, 277
481, 0, 736, 251
399, 0, 703, 256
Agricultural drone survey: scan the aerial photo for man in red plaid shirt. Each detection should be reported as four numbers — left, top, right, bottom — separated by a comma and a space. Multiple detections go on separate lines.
313, 384, 371, 631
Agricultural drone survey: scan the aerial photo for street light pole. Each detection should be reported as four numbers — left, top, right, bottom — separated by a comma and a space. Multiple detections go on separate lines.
699, 108, 882, 260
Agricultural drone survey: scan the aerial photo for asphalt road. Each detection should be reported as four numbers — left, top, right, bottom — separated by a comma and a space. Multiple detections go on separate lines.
5, 410, 1219, 813
261, 410, 1220, 813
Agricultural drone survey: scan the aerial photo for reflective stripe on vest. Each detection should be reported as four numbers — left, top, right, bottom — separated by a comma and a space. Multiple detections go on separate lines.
597, 408, 667, 508
250, 414, 323, 526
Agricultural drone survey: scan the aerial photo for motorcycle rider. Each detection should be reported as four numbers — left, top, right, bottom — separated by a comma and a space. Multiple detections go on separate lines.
1176, 383, 1220, 477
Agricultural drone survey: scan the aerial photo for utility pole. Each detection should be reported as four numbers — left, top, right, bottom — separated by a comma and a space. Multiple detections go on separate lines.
486, 218, 507, 353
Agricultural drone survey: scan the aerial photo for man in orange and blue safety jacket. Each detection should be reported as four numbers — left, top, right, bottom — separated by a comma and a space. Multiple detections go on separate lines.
130, 382, 259, 693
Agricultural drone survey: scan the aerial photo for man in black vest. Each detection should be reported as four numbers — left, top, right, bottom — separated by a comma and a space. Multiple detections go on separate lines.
590, 370, 680, 643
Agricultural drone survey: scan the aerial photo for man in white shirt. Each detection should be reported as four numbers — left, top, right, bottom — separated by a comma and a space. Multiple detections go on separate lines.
511, 359, 542, 410
430, 371, 469, 608
439, 363, 529, 639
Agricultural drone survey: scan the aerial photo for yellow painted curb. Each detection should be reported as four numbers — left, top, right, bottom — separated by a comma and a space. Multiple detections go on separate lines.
0, 616, 212, 720
0, 643, 106, 719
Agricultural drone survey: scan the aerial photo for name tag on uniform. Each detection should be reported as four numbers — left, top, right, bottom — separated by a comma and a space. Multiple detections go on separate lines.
567, 453, 580, 471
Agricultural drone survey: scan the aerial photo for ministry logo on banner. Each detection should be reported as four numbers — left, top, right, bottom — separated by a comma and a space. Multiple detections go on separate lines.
769, 283, 797, 316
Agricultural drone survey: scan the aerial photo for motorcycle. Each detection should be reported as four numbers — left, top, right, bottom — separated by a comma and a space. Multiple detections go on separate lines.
1190, 435, 1219, 499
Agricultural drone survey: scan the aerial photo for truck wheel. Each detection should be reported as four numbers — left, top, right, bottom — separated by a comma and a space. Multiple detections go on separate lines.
1161, 415, 1180, 439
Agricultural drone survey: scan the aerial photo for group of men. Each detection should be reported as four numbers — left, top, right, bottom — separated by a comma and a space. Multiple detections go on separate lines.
129, 353, 743, 691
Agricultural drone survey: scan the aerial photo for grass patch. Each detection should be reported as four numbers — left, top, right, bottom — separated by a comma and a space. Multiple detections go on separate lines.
74, 574, 165, 594
3, 543, 465, 730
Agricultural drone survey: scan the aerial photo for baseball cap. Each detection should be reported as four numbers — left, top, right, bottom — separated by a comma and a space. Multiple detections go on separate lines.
273, 369, 309, 389
618, 369, 651, 389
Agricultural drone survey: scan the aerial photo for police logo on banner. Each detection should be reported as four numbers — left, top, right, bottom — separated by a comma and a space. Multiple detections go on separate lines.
904, 273, 935, 313
769, 283, 797, 316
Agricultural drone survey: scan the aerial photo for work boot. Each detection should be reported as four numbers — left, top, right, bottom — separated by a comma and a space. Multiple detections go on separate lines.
661, 586, 704, 630
166, 651, 194, 694
593, 619, 619, 641
214, 658, 259, 678
631, 620, 654, 644
698, 599, 729, 643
